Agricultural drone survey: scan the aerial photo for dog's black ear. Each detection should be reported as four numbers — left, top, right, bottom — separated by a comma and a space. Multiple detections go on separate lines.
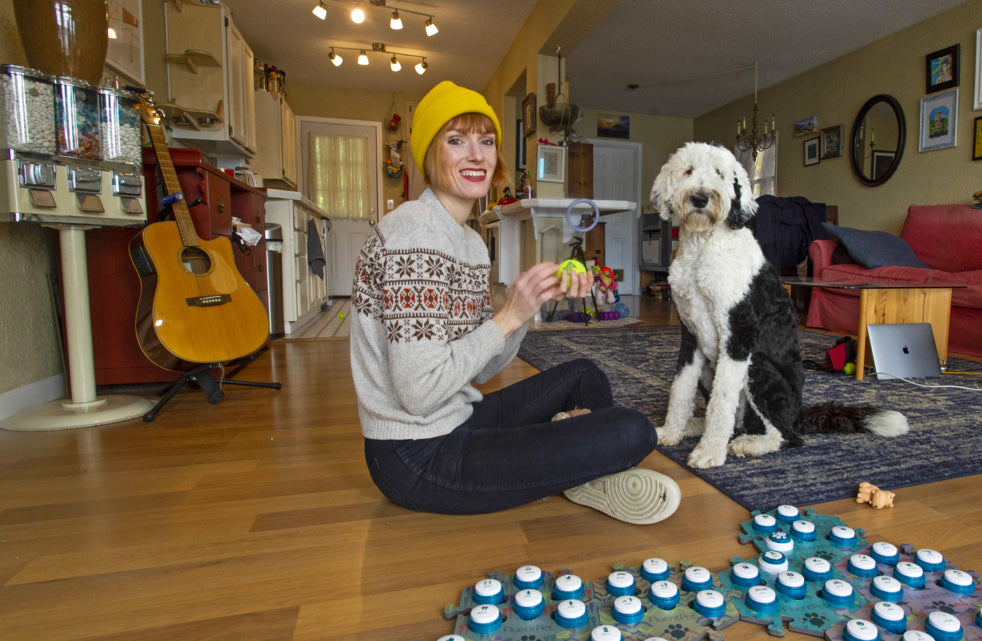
726, 175, 757, 229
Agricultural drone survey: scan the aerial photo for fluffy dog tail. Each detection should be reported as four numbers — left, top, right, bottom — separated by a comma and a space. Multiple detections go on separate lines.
795, 402, 909, 437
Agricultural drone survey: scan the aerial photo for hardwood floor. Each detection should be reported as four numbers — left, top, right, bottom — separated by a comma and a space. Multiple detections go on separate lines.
0, 297, 979, 640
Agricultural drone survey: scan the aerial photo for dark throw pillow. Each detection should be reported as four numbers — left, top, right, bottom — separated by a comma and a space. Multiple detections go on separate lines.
821, 223, 930, 269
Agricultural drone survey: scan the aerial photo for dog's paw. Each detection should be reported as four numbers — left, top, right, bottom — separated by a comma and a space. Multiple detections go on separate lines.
687, 444, 727, 468
682, 417, 706, 437
656, 426, 683, 446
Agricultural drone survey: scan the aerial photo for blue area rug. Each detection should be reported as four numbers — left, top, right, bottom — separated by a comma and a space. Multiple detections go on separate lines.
517, 326, 982, 513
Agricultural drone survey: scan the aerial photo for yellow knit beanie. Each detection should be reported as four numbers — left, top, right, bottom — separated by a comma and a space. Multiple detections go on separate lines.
410, 80, 502, 177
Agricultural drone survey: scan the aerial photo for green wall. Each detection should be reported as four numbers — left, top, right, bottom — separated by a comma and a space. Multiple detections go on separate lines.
695, 0, 981, 234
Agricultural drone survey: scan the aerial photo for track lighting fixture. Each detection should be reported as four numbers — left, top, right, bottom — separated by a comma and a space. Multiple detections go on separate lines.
325, 44, 429, 73
310, 2, 439, 37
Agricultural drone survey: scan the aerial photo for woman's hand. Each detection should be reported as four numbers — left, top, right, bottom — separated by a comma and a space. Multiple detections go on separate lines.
492, 262, 595, 336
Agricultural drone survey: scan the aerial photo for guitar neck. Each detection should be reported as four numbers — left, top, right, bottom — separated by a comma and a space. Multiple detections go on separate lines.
145, 122, 200, 248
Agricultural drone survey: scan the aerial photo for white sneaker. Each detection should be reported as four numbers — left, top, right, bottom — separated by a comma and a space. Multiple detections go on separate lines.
563, 468, 681, 525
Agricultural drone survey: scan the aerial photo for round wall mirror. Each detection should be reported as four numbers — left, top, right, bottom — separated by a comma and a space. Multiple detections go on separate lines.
850, 94, 905, 186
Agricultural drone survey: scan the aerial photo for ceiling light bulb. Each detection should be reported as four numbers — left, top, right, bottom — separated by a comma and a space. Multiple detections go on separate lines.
107, 26, 118, 39
329, 49, 343, 67
415, 59, 428, 75
425, 18, 438, 36
390, 55, 401, 72
358, 50, 369, 65
390, 10, 403, 30
312, 1, 327, 19
351, 7, 365, 23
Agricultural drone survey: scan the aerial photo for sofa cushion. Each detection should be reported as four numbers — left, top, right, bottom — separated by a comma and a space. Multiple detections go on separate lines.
822, 223, 930, 269
901, 205, 982, 272
925, 270, 982, 309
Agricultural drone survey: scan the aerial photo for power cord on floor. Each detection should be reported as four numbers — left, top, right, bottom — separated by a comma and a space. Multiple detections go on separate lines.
871, 370, 982, 391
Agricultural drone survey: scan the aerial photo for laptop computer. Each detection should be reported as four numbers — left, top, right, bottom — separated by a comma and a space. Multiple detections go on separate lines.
866, 323, 943, 380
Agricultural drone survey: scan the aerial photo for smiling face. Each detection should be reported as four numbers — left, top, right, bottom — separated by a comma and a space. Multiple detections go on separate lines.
425, 114, 506, 209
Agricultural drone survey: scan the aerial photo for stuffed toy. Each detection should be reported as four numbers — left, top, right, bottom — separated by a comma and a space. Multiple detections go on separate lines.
856, 482, 895, 509
593, 265, 619, 306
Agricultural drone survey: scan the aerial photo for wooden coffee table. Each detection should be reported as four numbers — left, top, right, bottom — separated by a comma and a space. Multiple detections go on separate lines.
782, 277, 958, 380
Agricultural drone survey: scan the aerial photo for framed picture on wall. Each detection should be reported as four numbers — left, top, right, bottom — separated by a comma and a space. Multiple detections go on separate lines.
536, 145, 565, 183
975, 28, 982, 110
973, 116, 982, 160
105, 0, 145, 85
919, 89, 958, 152
926, 44, 959, 94
803, 137, 820, 166
522, 93, 537, 137
820, 125, 843, 158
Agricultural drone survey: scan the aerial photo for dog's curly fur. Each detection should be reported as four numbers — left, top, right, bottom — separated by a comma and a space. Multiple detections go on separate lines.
650, 142, 908, 469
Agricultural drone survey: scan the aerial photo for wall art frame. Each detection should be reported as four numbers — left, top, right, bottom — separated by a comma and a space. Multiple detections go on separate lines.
926, 44, 959, 94
522, 93, 536, 137
803, 137, 820, 166
919, 89, 958, 152
536, 145, 566, 183
820, 125, 843, 158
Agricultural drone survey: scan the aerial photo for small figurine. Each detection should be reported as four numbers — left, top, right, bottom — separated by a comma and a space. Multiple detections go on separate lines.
856, 482, 895, 509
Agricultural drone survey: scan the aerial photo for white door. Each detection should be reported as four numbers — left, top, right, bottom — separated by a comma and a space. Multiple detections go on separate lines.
299, 118, 382, 296
589, 139, 642, 294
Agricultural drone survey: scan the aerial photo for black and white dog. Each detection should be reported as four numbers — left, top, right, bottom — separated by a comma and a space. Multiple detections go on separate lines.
650, 142, 908, 469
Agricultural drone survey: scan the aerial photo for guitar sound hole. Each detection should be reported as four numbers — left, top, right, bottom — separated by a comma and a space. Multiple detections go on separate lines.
180, 247, 213, 275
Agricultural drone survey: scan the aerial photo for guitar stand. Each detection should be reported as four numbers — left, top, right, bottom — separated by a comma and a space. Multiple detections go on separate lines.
142, 355, 282, 423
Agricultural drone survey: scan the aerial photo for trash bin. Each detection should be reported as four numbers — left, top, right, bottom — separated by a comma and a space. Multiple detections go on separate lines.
265, 224, 285, 338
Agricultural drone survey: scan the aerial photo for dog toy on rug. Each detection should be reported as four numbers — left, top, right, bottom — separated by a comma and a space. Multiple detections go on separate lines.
856, 481, 895, 508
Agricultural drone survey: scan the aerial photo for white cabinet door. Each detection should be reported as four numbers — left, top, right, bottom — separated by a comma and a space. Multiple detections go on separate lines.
590, 139, 642, 295
226, 20, 255, 152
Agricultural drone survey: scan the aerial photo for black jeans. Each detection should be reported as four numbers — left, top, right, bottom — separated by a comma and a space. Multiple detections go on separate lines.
364, 358, 657, 514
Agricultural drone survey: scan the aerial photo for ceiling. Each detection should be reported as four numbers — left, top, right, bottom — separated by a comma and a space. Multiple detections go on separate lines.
224, 0, 970, 119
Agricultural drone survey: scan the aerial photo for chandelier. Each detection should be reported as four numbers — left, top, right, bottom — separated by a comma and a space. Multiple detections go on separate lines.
735, 62, 775, 160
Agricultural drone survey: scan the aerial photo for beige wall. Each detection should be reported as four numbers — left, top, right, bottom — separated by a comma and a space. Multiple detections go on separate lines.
695, 0, 981, 234
0, 0, 63, 395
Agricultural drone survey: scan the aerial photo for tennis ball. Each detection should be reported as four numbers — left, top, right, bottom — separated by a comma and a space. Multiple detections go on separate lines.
557, 259, 587, 278
338, 312, 346, 320
843, 362, 856, 375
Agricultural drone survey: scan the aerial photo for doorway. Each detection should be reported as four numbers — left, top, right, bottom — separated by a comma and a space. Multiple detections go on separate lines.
298, 117, 383, 296
588, 138, 642, 295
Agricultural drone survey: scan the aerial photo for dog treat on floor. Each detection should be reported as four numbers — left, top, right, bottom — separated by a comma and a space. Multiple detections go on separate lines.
649, 142, 908, 469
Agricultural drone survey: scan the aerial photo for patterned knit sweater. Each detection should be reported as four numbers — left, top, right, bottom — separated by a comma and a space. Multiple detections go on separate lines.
350, 189, 528, 440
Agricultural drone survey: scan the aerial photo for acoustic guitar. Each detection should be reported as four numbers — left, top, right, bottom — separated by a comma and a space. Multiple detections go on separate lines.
130, 95, 269, 371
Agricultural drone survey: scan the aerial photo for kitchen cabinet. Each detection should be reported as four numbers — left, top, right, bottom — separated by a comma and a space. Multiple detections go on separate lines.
264, 189, 331, 334
252, 90, 297, 188
163, 0, 256, 161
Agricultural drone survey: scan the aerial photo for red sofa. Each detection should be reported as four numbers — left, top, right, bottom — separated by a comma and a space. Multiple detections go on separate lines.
806, 204, 982, 357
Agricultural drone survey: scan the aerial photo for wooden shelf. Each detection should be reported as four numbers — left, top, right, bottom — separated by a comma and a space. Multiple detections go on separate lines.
156, 100, 224, 130
165, 49, 220, 74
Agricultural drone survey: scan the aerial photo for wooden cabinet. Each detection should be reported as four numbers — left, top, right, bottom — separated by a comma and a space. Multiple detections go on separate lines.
264, 189, 330, 334
79, 148, 268, 385
639, 212, 676, 273
163, 0, 256, 161
252, 90, 297, 188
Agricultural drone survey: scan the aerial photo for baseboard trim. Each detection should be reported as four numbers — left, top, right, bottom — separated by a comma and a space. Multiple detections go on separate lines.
0, 375, 66, 422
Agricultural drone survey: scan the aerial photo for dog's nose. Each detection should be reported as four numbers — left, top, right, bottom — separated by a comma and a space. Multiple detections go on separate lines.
690, 193, 709, 209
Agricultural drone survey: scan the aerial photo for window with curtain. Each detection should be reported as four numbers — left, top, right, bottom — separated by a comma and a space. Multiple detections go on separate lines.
735, 132, 777, 197
307, 133, 370, 219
